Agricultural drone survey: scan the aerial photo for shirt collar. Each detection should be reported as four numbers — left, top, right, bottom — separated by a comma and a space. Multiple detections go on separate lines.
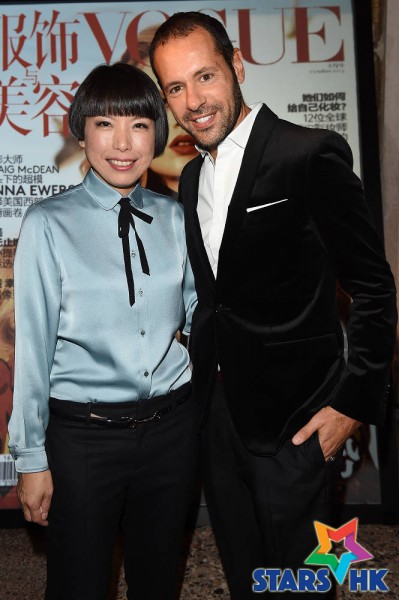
196, 102, 263, 159
82, 168, 144, 210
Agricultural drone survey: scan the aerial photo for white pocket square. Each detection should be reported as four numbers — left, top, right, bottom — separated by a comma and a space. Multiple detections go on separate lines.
246, 198, 289, 212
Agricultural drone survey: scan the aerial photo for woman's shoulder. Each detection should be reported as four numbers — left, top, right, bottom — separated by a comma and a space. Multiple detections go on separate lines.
19, 183, 85, 233
141, 186, 183, 216
30, 182, 83, 209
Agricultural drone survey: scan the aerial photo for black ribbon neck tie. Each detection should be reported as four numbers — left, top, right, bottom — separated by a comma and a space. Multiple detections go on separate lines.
118, 197, 153, 306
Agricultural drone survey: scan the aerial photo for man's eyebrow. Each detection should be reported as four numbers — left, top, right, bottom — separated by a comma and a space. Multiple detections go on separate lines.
195, 66, 216, 75
165, 79, 183, 90
165, 66, 218, 89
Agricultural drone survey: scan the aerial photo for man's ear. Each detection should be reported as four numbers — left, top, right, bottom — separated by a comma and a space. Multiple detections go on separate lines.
78, 140, 85, 148
232, 48, 245, 84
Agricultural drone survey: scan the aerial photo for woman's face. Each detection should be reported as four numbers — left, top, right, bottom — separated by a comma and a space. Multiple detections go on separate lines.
141, 64, 198, 192
79, 115, 155, 195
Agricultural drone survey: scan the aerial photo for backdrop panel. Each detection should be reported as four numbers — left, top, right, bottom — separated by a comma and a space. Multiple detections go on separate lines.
0, 0, 394, 520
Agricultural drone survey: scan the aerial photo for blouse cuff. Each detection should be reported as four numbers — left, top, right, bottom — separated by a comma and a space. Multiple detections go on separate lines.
10, 447, 49, 473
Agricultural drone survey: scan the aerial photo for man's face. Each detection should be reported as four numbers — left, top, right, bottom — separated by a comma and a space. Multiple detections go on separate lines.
153, 28, 246, 158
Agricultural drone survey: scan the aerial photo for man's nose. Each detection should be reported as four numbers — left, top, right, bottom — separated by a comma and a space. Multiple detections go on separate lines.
185, 85, 206, 111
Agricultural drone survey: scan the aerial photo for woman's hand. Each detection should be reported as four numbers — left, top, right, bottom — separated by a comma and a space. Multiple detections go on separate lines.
17, 470, 54, 526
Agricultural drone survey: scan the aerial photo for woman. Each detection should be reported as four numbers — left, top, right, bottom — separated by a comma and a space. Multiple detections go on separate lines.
54, 24, 198, 198
8, 62, 198, 600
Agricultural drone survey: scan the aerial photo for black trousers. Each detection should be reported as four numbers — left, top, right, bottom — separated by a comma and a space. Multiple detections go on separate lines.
45, 386, 200, 600
202, 382, 341, 599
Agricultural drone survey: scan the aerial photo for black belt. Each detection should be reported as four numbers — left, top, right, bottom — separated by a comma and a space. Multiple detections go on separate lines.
49, 386, 190, 429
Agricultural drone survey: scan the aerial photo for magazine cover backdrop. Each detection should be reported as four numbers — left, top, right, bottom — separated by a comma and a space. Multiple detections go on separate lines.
0, 0, 381, 510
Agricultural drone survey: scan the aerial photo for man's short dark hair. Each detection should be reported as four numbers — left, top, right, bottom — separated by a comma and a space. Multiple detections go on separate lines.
149, 12, 235, 81
68, 62, 168, 157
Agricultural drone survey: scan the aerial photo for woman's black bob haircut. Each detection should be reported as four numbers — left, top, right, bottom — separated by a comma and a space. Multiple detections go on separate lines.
68, 62, 168, 158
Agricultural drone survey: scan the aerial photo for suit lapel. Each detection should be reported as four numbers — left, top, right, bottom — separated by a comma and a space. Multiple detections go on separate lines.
184, 105, 278, 291
183, 156, 216, 286
217, 105, 278, 288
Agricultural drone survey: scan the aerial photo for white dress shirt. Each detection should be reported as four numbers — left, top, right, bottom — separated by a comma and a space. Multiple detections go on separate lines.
197, 102, 263, 276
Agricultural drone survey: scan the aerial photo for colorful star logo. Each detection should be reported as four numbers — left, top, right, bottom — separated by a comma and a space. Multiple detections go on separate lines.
304, 518, 373, 584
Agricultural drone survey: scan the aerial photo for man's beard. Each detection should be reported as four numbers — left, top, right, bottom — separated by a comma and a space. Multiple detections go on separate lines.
179, 76, 244, 153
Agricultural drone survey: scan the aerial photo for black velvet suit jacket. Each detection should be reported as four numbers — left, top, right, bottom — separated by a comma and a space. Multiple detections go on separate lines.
179, 104, 397, 455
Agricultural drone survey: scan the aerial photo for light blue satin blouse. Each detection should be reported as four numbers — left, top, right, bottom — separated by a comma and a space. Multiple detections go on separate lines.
8, 169, 197, 473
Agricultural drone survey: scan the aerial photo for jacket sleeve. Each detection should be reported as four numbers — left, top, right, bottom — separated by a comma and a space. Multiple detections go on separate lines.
8, 203, 61, 472
181, 217, 198, 336
306, 131, 397, 424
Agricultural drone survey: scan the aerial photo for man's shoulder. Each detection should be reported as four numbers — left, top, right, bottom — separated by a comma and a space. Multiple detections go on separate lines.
274, 113, 348, 147
256, 110, 351, 161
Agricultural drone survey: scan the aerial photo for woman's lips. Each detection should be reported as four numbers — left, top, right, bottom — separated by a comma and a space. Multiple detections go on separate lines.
107, 159, 135, 171
169, 135, 197, 156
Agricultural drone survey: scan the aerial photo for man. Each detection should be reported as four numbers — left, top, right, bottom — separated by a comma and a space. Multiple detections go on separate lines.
150, 12, 397, 599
